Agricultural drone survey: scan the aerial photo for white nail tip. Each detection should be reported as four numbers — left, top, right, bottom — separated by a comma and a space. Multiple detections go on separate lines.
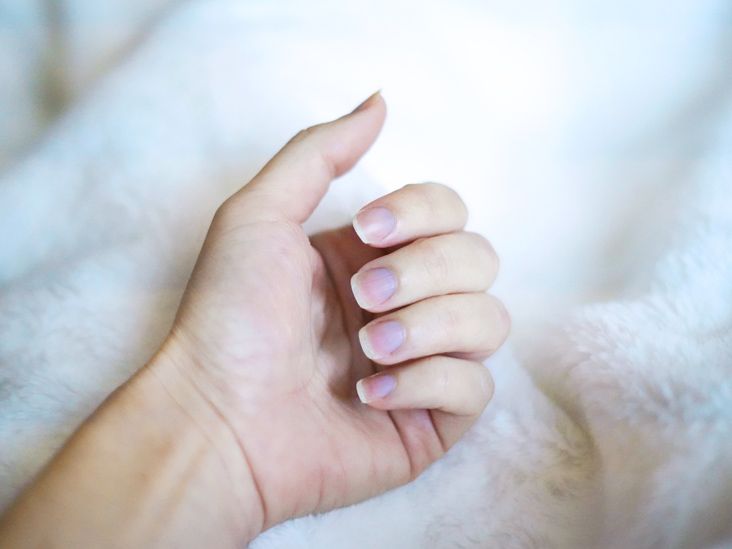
352, 216, 371, 244
356, 379, 369, 403
350, 274, 367, 309
358, 328, 378, 360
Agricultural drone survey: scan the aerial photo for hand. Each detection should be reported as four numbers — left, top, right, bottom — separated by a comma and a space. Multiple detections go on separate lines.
152, 92, 510, 536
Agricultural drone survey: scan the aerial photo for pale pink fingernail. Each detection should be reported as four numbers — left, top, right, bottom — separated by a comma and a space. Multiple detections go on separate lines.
353, 207, 396, 244
356, 373, 396, 403
351, 268, 397, 308
359, 320, 405, 359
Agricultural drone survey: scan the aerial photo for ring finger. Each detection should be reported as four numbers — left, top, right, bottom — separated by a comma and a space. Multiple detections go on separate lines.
352, 182, 468, 247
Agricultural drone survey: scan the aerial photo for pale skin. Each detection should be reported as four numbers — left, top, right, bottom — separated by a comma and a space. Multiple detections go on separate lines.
0, 92, 509, 547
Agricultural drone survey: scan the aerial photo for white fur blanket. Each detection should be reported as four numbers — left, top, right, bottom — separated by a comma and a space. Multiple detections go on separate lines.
1, 1, 731, 547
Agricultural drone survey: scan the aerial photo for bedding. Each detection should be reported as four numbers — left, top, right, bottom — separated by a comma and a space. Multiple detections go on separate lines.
0, 1, 730, 546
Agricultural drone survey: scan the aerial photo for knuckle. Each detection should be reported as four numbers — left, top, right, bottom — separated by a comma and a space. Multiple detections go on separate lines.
212, 197, 237, 227
474, 363, 494, 405
293, 125, 320, 143
467, 232, 498, 264
296, 131, 336, 179
435, 362, 451, 397
422, 181, 453, 196
418, 238, 451, 285
310, 146, 337, 180
465, 232, 499, 269
474, 291, 495, 313
399, 183, 468, 225
213, 199, 230, 219
405, 182, 441, 219
487, 295, 511, 343
468, 294, 510, 354
428, 183, 467, 221
291, 127, 336, 180
435, 299, 463, 341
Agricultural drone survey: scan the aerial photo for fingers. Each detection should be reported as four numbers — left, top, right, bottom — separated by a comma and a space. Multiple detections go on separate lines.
356, 356, 493, 417
350, 232, 498, 312
352, 183, 468, 247
224, 91, 386, 223
350, 183, 507, 422
358, 293, 510, 365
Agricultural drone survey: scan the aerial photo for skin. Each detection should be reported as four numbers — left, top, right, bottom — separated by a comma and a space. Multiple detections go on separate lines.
0, 92, 509, 547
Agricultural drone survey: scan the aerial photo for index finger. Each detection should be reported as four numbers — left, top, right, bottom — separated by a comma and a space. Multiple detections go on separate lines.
352, 183, 468, 247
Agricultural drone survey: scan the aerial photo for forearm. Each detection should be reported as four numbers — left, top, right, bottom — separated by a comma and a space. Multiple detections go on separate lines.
0, 350, 263, 548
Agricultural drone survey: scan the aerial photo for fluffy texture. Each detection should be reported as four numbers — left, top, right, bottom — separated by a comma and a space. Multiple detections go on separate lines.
0, 1, 730, 547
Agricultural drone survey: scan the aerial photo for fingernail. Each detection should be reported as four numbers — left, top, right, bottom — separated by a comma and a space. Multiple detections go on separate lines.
353, 207, 396, 244
351, 268, 397, 308
356, 373, 396, 403
352, 90, 382, 113
359, 320, 405, 360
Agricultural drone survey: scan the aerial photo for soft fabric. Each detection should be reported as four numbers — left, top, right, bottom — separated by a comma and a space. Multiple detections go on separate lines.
0, 1, 730, 547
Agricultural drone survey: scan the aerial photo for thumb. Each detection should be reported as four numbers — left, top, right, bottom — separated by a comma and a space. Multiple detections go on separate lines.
228, 91, 386, 223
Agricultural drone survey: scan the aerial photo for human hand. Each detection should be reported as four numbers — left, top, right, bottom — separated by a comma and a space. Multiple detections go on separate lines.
152, 92, 509, 538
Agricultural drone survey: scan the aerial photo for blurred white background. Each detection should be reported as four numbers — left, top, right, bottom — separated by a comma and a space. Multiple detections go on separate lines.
1, 0, 730, 321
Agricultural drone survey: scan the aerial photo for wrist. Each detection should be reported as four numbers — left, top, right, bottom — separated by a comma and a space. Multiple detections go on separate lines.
136, 341, 265, 543
0, 339, 265, 548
